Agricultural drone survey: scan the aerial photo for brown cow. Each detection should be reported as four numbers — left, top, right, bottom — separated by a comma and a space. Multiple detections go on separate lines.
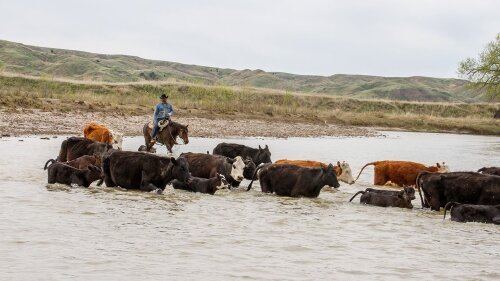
354, 160, 449, 187
83, 122, 123, 150
275, 159, 355, 184
44, 153, 102, 170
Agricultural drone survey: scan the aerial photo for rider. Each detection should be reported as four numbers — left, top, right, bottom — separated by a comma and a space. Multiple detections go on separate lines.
151, 94, 174, 143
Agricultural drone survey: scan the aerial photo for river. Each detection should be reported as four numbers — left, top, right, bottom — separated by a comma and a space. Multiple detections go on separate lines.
0, 131, 498, 280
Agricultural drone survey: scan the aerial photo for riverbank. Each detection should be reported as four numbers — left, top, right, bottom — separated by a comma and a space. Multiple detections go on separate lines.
1, 75, 499, 136
0, 110, 377, 138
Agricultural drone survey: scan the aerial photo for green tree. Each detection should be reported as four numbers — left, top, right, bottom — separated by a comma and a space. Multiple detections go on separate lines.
458, 33, 500, 101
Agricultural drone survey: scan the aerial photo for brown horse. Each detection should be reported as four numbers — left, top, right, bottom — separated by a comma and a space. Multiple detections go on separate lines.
143, 120, 189, 153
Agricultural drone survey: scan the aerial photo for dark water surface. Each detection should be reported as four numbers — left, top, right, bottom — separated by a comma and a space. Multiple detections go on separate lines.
0, 131, 499, 280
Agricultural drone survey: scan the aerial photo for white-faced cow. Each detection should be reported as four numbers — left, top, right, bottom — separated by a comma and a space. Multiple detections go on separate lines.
213, 143, 271, 165
444, 202, 500, 224
417, 171, 500, 211
171, 174, 229, 195
101, 151, 190, 193
180, 152, 245, 187
247, 164, 340, 198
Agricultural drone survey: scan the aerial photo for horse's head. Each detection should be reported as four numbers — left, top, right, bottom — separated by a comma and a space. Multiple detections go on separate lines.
179, 124, 189, 144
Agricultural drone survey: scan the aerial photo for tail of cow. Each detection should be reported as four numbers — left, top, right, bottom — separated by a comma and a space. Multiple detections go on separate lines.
416, 171, 429, 208
246, 164, 267, 191
43, 159, 56, 170
443, 201, 459, 221
349, 191, 365, 202
96, 155, 111, 186
353, 161, 379, 182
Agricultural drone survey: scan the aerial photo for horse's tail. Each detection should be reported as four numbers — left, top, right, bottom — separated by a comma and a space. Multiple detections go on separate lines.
44, 159, 56, 170
349, 191, 365, 202
247, 164, 267, 191
354, 161, 379, 182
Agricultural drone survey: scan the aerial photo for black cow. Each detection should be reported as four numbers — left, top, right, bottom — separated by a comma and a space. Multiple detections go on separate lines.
349, 186, 416, 202
247, 164, 340, 198
349, 187, 414, 209
171, 174, 229, 195
478, 167, 500, 176
101, 151, 189, 193
47, 162, 102, 188
58, 137, 112, 162
138, 145, 156, 153
417, 171, 500, 211
213, 143, 271, 165
180, 152, 245, 188
444, 202, 500, 224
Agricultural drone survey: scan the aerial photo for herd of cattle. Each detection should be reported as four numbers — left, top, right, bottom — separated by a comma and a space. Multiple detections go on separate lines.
43, 122, 500, 225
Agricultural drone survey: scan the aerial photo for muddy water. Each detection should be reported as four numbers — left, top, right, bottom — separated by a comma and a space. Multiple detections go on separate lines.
0, 131, 499, 280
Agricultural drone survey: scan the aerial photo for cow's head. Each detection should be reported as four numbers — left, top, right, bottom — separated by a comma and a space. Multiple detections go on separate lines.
87, 165, 103, 183
243, 157, 257, 180
398, 191, 414, 209
170, 157, 190, 183
110, 131, 123, 150
436, 162, 449, 173
256, 145, 272, 165
336, 161, 355, 184
215, 174, 229, 190
229, 156, 245, 182
402, 185, 416, 200
322, 163, 340, 188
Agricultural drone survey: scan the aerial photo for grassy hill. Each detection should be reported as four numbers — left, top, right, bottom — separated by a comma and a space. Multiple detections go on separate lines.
0, 39, 483, 102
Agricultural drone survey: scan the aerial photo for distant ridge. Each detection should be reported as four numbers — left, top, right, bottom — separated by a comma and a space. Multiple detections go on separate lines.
0, 39, 482, 102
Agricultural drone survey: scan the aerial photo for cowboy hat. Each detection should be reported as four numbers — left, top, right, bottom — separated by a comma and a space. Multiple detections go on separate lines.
159, 94, 168, 99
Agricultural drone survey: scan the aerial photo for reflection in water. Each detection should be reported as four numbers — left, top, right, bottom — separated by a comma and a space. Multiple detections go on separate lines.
0, 132, 499, 280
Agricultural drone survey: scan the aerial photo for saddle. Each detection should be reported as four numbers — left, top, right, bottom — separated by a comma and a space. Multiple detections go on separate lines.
148, 119, 170, 132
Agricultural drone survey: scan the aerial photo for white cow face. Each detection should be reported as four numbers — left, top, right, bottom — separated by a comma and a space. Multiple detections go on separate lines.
337, 161, 355, 184
111, 131, 123, 150
436, 162, 450, 173
216, 174, 229, 190
230, 156, 245, 182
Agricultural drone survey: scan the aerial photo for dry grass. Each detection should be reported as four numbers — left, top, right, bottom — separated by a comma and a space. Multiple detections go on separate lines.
1, 75, 498, 135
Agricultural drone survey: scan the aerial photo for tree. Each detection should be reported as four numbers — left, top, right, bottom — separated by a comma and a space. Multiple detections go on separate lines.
458, 33, 500, 101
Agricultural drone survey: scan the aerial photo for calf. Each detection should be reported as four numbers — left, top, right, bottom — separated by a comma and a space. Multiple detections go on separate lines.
443, 202, 500, 224
180, 152, 245, 187
349, 188, 414, 209
478, 167, 500, 176
349, 186, 416, 202
171, 174, 229, 195
355, 160, 449, 186
44, 153, 102, 170
57, 137, 112, 162
213, 143, 272, 165
47, 162, 102, 187
138, 145, 156, 153
247, 164, 340, 198
417, 171, 500, 211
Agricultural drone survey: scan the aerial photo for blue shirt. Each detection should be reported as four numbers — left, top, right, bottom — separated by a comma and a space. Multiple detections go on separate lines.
154, 102, 174, 123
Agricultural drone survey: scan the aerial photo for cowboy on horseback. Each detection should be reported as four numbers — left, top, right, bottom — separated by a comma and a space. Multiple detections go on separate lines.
150, 94, 174, 144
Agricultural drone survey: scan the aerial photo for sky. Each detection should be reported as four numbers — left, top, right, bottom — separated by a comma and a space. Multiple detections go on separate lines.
0, 0, 499, 78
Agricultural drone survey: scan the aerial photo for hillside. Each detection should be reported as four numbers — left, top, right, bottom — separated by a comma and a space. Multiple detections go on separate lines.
0, 39, 483, 102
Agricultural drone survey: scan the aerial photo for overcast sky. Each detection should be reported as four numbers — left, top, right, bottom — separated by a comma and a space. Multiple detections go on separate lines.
0, 0, 499, 78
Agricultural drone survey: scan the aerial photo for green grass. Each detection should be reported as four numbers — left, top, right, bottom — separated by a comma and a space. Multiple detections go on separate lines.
0, 39, 489, 102
1, 75, 498, 135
